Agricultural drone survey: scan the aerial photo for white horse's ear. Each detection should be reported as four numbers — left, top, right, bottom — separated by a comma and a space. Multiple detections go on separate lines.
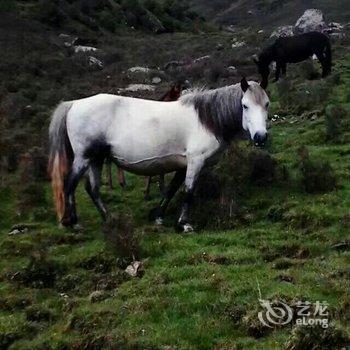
252, 54, 259, 65
260, 78, 268, 90
241, 77, 249, 92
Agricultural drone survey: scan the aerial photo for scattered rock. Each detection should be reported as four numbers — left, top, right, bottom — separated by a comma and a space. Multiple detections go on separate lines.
119, 84, 155, 93
225, 25, 236, 33
193, 55, 211, 64
216, 43, 224, 51
125, 261, 142, 277
271, 25, 295, 38
58, 33, 78, 47
8, 223, 38, 235
89, 290, 108, 303
74, 45, 98, 54
126, 66, 166, 84
232, 40, 246, 48
227, 66, 237, 76
88, 56, 104, 69
128, 66, 151, 74
152, 76, 162, 84
258, 29, 265, 34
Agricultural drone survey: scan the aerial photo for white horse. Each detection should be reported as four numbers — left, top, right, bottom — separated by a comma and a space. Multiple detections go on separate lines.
48, 78, 269, 232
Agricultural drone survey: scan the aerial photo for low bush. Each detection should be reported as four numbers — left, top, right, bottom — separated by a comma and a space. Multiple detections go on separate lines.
325, 104, 348, 142
298, 147, 337, 194
286, 324, 349, 350
103, 212, 141, 262
8, 251, 65, 288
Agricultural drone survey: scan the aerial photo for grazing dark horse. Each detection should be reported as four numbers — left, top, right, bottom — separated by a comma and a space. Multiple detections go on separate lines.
254, 31, 332, 83
106, 82, 184, 199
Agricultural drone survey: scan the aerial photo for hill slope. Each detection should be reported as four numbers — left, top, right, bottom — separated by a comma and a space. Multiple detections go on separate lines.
190, 0, 350, 29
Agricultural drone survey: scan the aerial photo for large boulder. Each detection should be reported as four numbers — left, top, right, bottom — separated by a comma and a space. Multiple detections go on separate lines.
294, 9, 327, 34
271, 9, 345, 39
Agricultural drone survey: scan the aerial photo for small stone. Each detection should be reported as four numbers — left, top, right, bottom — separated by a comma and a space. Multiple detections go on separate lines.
8, 229, 21, 236
152, 76, 162, 84
125, 261, 142, 277
89, 290, 108, 303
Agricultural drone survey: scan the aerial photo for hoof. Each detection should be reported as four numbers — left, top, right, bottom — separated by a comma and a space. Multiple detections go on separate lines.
61, 213, 78, 228
155, 217, 164, 226
61, 217, 73, 227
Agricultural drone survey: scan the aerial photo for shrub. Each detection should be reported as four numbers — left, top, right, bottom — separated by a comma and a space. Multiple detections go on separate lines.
186, 145, 283, 230
25, 305, 55, 323
298, 60, 319, 80
298, 147, 337, 194
205, 62, 226, 83
325, 104, 347, 142
103, 212, 141, 261
9, 251, 65, 288
286, 324, 349, 350
35, 0, 67, 28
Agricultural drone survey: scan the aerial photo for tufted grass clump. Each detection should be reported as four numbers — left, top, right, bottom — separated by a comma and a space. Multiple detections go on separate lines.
298, 147, 337, 194
325, 104, 348, 142
103, 212, 141, 263
286, 324, 350, 350
7, 250, 65, 289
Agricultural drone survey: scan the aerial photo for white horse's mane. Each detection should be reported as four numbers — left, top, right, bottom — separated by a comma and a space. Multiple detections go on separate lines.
180, 83, 244, 141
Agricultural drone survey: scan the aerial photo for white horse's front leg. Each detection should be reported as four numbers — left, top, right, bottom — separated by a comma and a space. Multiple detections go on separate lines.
178, 156, 204, 233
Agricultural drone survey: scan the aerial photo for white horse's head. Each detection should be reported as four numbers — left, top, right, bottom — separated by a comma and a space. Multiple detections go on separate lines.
240, 78, 269, 148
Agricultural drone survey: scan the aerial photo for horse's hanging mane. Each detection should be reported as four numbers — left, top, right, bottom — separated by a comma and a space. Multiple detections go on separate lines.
180, 84, 244, 142
258, 45, 275, 65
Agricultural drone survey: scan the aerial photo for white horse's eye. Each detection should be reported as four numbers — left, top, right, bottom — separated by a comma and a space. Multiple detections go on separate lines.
243, 104, 248, 110
265, 102, 270, 109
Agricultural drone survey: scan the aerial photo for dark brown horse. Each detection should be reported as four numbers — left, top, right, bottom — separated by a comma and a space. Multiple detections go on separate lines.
106, 82, 184, 199
254, 31, 332, 84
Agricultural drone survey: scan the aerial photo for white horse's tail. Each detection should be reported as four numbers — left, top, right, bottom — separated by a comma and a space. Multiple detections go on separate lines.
48, 101, 74, 222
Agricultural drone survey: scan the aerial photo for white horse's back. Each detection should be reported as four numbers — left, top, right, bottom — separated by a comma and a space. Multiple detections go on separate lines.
66, 93, 216, 175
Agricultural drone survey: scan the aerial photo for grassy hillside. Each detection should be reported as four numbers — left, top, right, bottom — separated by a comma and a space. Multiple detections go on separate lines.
190, 0, 350, 28
1, 39, 350, 350
1, 1, 350, 349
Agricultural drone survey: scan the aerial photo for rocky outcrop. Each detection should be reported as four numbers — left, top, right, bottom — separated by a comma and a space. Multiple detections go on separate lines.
294, 9, 327, 34
271, 9, 345, 39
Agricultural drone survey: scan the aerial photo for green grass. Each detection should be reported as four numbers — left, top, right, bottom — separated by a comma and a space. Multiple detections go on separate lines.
1, 53, 350, 350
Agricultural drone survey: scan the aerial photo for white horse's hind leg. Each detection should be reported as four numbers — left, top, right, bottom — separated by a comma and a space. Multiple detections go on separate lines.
85, 160, 108, 221
62, 157, 90, 227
